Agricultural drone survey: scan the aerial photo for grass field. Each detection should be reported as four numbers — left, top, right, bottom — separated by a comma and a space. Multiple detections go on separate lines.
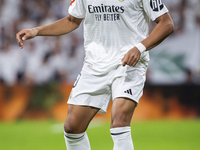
0, 119, 200, 150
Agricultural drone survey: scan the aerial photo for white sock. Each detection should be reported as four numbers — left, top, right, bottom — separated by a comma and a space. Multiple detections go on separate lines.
110, 126, 134, 150
64, 131, 91, 150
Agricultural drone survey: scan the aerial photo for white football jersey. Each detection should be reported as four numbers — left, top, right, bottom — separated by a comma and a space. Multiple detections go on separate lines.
69, 0, 168, 74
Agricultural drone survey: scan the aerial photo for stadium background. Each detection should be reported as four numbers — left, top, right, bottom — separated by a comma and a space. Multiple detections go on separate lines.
0, 0, 200, 150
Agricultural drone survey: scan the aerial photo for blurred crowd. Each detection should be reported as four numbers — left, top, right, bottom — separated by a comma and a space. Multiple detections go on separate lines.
0, 0, 84, 85
147, 0, 200, 84
0, 0, 199, 86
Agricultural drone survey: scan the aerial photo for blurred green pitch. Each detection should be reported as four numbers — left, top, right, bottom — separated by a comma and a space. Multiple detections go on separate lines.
0, 119, 200, 150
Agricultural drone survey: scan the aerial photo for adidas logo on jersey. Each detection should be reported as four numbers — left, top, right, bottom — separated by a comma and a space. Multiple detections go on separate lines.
124, 89, 133, 95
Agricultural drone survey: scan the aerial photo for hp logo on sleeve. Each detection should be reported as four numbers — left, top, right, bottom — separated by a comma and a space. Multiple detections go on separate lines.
150, 0, 164, 11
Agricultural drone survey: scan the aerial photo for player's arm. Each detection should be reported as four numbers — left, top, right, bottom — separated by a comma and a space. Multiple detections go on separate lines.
141, 12, 174, 50
16, 15, 83, 49
122, 13, 174, 67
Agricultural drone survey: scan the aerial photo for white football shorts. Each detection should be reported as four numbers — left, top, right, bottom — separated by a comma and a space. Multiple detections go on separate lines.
68, 62, 148, 114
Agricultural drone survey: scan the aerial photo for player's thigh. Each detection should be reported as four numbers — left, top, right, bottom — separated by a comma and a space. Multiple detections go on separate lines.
111, 97, 137, 128
64, 104, 100, 134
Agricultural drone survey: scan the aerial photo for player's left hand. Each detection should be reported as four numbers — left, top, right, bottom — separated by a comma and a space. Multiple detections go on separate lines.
122, 47, 141, 67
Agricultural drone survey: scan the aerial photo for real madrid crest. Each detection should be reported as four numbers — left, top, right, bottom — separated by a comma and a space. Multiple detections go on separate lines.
119, 0, 125, 2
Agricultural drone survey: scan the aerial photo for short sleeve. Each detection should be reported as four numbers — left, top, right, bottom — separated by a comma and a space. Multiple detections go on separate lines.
142, 0, 168, 21
68, 0, 86, 18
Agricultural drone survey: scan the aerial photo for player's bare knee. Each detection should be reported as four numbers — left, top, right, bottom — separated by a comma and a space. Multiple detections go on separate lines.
64, 117, 87, 134
64, 121, 74, 133
64, 117, 79, 133
64, 122, 82, 134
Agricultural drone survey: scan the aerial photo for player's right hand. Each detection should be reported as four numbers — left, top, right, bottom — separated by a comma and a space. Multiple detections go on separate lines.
16, 28, 38, 49
122, 47, 141, 67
